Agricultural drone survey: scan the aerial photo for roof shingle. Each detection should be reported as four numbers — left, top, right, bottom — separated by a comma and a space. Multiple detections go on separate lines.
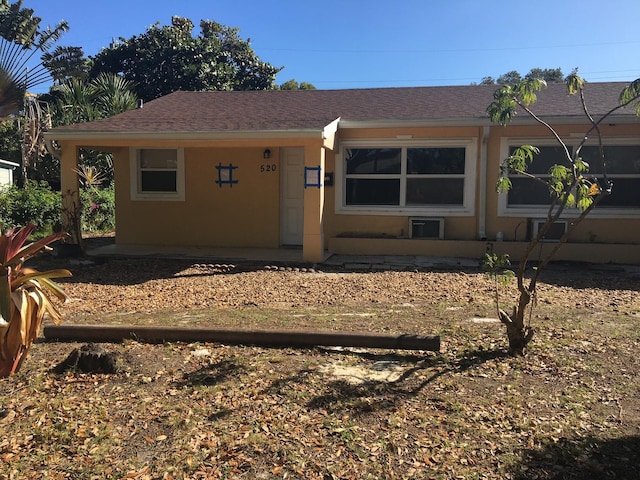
49, 82, 636, 135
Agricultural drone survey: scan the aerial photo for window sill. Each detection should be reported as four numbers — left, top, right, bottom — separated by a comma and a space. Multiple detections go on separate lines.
132, 192, 185, 202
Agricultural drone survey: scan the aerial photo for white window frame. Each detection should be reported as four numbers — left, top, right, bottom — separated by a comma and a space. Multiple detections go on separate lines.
130, 147, 185, 201
335, 139, 477, 216
498, 137, 640, 219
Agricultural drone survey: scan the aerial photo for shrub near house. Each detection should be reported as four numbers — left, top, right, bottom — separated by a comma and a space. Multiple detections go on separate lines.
80, 185, 115, 233
0, 182, 61, 237
0, 182, 115, 237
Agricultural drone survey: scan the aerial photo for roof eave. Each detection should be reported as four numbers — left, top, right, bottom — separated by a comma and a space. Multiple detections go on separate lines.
339, 113, 640, 130
44, 113, 639, 143
338, 118, 493, 129
505, 113, 640, 126
44, 128, 330, 143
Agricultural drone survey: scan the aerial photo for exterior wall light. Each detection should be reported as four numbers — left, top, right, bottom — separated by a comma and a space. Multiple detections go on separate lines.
263, 149, 271, 159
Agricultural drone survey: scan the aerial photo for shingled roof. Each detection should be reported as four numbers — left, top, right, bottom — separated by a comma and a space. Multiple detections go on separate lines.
48, 82, 637, 138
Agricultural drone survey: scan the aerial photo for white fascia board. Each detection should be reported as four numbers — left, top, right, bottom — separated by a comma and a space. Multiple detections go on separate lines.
44, 128, 328, 142
0, 159, 19, 167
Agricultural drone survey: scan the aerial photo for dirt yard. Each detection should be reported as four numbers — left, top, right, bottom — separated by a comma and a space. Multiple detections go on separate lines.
1, 253, 639, 479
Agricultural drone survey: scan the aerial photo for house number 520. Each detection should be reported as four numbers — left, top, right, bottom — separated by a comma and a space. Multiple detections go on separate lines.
260, 164, 277, 173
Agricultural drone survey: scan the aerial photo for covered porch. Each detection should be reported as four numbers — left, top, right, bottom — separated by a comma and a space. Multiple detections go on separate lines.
50, 125, 338, 264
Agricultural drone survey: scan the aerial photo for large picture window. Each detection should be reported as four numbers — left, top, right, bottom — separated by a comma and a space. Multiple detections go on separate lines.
500, 140, 640, 216
130, 148, 185, 201
406, 147, 466, 205
580, 145, 640, 208
506, 145, 566, 206
339, 140, 476, 216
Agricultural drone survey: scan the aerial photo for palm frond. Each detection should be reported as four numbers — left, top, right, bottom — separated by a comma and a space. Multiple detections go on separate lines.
41, 45, 87, 83
0, 1, 69, 117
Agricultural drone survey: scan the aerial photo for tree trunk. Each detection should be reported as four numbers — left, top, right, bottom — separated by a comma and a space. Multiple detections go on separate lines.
505, 322, 533, 356
500, 300, 535, 356
54, 344, 118, 374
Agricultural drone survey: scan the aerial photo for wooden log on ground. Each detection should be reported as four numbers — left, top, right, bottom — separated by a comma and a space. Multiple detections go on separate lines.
44, 325, 440, 351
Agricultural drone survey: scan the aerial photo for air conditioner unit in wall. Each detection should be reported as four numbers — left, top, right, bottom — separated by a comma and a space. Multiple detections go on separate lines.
530, 219, 568, 242
409, 217, 444, 239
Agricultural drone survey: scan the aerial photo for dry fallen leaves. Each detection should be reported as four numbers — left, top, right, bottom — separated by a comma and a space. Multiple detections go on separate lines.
1, 257, 638, 479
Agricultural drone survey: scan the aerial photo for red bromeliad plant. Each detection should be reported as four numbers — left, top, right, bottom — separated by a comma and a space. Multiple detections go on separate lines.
0, 225, 71, 377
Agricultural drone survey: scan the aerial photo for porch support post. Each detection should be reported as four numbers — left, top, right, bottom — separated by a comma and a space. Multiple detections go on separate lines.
58, 141, 83, 248
302, 145, 325, 263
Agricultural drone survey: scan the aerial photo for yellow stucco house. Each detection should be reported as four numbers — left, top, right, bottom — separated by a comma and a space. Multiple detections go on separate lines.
45, 82, 640, 264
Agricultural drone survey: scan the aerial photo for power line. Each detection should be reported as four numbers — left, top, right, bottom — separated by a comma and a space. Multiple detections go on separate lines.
305, 69, 640, 87
261, 40, 640, 55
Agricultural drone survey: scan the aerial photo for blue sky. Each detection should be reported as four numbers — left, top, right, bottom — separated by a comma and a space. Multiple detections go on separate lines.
24, 0, 640, 91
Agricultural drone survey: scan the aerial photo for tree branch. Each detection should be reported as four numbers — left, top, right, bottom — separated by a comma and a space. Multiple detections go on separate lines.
516, 99, 573, 164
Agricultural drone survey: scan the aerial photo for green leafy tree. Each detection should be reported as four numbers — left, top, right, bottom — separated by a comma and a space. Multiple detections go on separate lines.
89, 16, 282, 102
481, 68, 565, 86
525, 67, 564, 83
41, 45, 90, 84
279, 79, 316, 90
497, 70, 522, 85
486, 73, 640, 355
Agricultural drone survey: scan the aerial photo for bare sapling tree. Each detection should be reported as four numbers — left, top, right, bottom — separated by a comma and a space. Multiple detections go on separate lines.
486, 72, 640, 355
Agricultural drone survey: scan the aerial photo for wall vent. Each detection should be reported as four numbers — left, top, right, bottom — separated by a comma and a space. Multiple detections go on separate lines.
530, 219, 567, 242
409, 217, 444, 239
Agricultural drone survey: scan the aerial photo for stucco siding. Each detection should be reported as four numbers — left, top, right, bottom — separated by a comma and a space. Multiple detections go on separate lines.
114, 147, 281, 247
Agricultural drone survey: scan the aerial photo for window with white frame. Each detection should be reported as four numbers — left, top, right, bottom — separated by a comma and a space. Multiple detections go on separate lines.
337, 140, 476, 216
130, 148, 185, 201
499, 139, 640, 216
